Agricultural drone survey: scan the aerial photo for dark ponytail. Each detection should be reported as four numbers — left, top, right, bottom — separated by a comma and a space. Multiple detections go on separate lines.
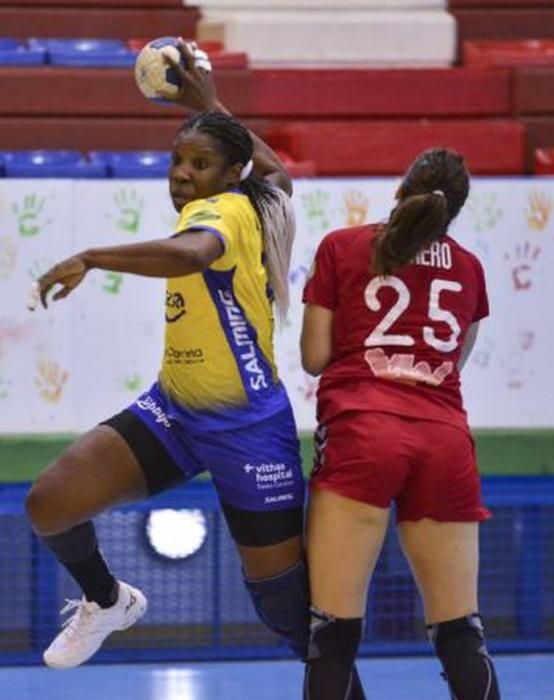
373, 193, 449, 276
372, 148, 469, 276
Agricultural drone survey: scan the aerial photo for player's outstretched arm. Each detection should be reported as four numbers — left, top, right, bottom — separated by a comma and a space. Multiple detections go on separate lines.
161, 39, 292, 195
34, 231, 222, 309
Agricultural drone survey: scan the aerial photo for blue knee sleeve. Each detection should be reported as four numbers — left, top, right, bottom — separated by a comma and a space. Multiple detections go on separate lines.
244, 559, 309, 658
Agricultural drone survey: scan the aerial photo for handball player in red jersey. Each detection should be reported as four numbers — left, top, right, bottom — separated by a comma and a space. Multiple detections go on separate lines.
300, 149, 501, 700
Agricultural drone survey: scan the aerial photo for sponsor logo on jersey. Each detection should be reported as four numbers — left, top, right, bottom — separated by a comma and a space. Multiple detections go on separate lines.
365, 348, 453, 387
165, 346, 204, 365
165, 290, 186, 323
217, 289, 269, 391
135, 395, 172, 428
242, 462, 295, 490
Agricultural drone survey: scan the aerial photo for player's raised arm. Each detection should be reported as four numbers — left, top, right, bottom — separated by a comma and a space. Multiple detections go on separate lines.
160, 39, 292, 196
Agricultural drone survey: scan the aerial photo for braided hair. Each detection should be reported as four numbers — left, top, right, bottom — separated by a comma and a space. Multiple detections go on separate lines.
178, 111, 295, 319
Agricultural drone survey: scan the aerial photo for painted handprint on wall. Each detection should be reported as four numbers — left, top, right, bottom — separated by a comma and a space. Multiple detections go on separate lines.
302, 190, 331, 236
343, 190, 369, 227
504, 242, 541, 291
35, 356, 69, 403
504, 329, 535, 390
525, 190, 552, 232
12, 194, 48, 237
102, 272, 124, 295
467, 192, 503, 232
113, 189, 144, 234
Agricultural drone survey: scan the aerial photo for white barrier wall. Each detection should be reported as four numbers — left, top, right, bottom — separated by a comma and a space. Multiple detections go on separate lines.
0, 178, 553, 434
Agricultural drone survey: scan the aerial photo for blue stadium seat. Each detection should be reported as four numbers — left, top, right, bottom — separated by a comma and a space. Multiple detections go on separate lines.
0, 38, 46, 66
28, 38, 136, 68
0, 150, 107, 178
90, 151, 171, 178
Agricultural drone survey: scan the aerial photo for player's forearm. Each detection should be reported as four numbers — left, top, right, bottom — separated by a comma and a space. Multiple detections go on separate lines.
81, 239, 206, 278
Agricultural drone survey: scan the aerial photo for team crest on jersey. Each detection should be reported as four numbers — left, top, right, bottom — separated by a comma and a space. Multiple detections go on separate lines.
187, 210, 222, 225
365, 348, 453, 387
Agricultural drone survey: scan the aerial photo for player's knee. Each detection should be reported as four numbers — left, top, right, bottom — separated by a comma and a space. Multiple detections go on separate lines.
428, 613, 500, 700
244, 559, 310, 658
25, 475, 67, 536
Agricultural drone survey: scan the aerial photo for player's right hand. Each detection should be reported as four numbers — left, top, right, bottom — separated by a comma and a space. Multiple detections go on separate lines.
37, 255, 88, 309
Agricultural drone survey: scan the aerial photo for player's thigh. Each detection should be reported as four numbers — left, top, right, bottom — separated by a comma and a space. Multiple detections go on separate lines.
193, 406, 306, 578
26, 424, 149, 535
398, 519, 479, 624
307, 487, 389, 618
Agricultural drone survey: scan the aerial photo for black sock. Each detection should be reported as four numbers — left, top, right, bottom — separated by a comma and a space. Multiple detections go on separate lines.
64, 548, 118, 609
350, 667, 367, 700
41, 523, 117, 609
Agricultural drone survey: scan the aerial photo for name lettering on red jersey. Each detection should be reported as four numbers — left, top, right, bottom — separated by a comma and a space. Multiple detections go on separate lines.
414, 241, 452, 270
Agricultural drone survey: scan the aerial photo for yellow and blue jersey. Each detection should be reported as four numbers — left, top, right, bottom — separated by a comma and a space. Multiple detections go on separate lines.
158, 190, 288, 431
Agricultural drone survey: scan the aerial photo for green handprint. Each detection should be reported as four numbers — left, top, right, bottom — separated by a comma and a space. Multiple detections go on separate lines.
302, 191, 331, 235
0, 376, 9, 399
27, 258, 51, 281
113, 189, 144, 234
123, 374, 142, 392
12, 193, 46, 237
103, 272, 123, 294
467, 192, 503, 232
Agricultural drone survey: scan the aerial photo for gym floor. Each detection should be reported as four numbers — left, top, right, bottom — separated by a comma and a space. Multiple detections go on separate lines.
1, 653, 552, 699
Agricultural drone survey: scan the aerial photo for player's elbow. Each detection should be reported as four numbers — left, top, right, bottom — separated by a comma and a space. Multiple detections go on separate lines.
301, 351, 328, 377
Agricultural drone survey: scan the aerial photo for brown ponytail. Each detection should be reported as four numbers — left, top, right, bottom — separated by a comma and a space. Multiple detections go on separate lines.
372, 192, 449, 276
372, 148, 470, 277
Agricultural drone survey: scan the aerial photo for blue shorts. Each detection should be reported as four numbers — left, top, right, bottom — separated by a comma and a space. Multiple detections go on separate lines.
122, 382, 305, 514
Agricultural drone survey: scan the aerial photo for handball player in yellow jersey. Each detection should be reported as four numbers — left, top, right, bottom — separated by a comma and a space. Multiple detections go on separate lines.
25, 42, 315, 674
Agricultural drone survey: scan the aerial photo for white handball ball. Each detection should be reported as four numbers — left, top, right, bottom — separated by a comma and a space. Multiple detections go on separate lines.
134, 36, 185, 101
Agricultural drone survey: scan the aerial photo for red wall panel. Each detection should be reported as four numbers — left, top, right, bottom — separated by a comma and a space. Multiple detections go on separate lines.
514, 68, 554, 115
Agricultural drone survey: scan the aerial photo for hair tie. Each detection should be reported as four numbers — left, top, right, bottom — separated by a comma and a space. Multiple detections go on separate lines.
432, 189, 445, 197
240, 159, 254, 181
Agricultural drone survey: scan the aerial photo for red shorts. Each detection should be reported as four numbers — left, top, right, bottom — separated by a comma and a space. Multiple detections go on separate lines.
310, 411, 491, 523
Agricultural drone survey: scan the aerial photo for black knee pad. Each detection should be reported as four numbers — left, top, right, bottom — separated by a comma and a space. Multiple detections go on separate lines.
244, 559, 309, 658
428, 614, 500, 700
304, 607, 363, 700
307, 607, 362, 667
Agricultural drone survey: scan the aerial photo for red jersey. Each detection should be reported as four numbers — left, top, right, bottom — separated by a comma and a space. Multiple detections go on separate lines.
302, 224, 489, 430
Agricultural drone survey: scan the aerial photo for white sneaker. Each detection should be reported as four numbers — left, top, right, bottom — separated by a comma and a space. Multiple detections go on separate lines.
43, 581, 147, 669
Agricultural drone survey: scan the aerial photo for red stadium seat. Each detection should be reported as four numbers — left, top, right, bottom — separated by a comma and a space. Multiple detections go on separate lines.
513, 67, 554, 115
275, 150, 317, 178
534, 147, 554, 175
464, 40, 554, 67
